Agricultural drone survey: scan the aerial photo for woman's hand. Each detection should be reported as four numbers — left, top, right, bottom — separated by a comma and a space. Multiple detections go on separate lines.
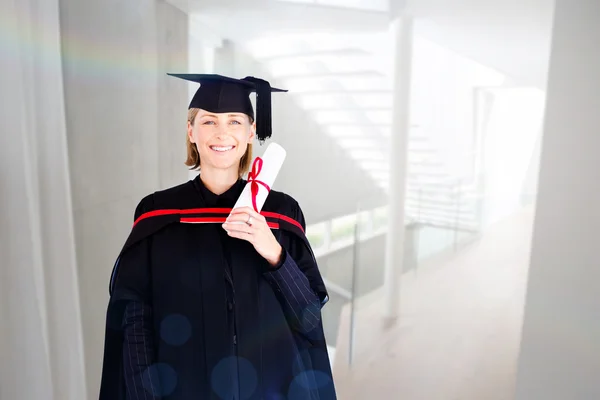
222, 207, 283, 267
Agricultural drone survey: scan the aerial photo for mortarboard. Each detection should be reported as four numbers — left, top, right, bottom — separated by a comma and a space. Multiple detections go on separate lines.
167, 73, 287, 142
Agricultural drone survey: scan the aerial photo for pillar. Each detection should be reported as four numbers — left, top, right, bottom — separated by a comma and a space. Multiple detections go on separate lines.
58, 0, 188, 396
515, 1, 600, 398
383, 15, 414, 320
0, 0, 86, 398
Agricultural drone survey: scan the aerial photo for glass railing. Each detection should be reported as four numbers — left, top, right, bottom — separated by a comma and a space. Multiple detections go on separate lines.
312, 179, 485, 368
306, 206, 388, 258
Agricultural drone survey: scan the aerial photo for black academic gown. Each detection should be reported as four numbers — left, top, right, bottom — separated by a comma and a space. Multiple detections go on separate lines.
99, 176, 337, 400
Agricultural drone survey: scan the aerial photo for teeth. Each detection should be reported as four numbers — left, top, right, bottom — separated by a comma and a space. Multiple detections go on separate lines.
211, 146, 233, 152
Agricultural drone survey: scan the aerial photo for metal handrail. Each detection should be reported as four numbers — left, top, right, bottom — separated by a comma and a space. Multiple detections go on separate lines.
307, 180, 483, 254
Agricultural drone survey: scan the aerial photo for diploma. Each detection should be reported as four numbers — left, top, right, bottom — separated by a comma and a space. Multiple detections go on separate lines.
232, 142, 286, 214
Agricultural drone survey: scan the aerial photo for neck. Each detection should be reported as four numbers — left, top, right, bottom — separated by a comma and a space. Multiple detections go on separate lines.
199, 166, 240, 195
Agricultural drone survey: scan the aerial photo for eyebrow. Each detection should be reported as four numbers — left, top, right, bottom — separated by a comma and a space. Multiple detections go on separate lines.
200, 113, 244, 118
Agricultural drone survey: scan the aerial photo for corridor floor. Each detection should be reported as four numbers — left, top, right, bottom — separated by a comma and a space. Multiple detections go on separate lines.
332, 207, 535, 400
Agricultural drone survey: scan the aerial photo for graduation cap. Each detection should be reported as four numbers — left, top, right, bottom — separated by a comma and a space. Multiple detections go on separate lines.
168, 73, 287, 142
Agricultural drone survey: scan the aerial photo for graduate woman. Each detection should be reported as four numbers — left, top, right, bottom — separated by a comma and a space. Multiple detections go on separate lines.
99, 74, 337, 400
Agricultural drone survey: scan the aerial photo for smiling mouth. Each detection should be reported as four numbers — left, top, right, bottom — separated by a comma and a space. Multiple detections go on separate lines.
210, 145, 235, 153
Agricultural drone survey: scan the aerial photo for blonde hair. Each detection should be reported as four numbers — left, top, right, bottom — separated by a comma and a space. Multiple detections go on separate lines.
185, 108, 253, 178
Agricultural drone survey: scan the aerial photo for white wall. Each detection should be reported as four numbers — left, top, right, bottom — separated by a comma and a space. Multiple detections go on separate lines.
410, 37, 505, 178
157, 1, 192, 189
515, 1, 600, 398
480, 88, 546, 226
58, 0, 188, 397
520, 130, 543, 206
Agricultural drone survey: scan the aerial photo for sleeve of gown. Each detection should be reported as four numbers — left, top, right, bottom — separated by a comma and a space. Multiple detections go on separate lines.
116, 195, 162, 399
263, 200, 324, 335
122, 301, 161, 400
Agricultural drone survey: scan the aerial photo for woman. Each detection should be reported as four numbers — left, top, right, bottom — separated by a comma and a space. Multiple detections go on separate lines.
99, 74, 336, 400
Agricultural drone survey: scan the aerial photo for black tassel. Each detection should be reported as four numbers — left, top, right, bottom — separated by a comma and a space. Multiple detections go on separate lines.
242, 76, 272, 143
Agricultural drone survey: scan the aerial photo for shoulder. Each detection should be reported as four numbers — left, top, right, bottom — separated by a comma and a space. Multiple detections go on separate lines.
133, 180, 196, 220
263, 189, 307, 228
152, 180, 197, 208
264, 189, 301, 212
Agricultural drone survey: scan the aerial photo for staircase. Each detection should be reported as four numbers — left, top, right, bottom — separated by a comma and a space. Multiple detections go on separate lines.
243, 31, 482, 231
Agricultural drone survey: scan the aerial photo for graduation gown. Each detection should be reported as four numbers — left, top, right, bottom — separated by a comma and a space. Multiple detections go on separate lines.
99, 176, 337, 400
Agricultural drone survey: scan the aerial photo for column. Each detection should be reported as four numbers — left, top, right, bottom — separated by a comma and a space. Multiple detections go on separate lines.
514, 1, 600, 398
0, 0, 86, 398
157, 0, 190, 189
59, 1, 160, 396
214, 39, 237, 77
58, 0, 188, 396
383, 15, 414, 320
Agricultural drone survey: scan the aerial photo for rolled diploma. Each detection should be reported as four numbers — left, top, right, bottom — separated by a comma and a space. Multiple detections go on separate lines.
231, 142, 286, 217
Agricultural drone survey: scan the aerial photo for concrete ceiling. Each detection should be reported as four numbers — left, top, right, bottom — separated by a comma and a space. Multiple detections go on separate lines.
168, 0, 554, 88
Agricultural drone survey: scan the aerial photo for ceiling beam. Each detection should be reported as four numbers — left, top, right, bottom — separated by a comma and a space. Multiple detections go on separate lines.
280, 70, 385, 80
305, 106, 392, 111
258, 47, 370, 62
289, 89, 393, 95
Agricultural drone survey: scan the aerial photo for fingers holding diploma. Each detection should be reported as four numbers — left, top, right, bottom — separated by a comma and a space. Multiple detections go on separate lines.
222, 207, 283, 267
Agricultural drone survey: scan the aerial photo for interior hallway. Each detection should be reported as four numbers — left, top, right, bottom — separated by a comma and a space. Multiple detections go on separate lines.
332, 207, 535, 400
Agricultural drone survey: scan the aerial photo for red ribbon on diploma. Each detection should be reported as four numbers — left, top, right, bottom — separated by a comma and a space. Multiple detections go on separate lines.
247, 157, 271, 212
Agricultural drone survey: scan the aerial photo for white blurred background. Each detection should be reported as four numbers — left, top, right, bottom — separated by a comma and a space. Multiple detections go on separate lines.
2, 0, 600, 399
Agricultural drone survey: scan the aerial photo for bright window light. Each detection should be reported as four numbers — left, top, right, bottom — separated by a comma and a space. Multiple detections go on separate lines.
297, 95, 341, 109
379, 127, 392, 137
312, 110, 357, 124
350, 149, 385, 160
283, 76, 344, 93
245, 32, 357, 60
337, 138, 379, 149
330, 213, 359, 242
297, 93, 350, 104
369, 171, 389, 181
286, 72, 382, 87
319, 57, 377, 74
302, 32, 346, 47
350, 93, 393, 108
408, 153, 436, 164
325, 126, 368, 137
244, 37, 304, 59
365, 110, 392, 124
360, 160, 389, 171
282, 79, 333, 93
268, 61, 313, 78
372, 206, 389, 227
375, 181, 389, 190
261, 50, 368, 66
338, 76, 390, 91
306, 221, 327, 248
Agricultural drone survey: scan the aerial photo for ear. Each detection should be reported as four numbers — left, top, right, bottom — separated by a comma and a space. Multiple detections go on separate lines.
248, 120, 256, 142
187, 120, 195, 143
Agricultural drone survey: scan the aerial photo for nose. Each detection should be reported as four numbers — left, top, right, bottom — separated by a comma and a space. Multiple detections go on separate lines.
215, 130, 230, 140
215, 124, 230, 138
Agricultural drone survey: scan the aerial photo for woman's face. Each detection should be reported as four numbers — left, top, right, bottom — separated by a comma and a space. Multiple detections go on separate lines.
188, 109, 255, 174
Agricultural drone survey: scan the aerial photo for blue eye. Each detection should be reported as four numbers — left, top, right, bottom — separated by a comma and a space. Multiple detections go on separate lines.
203, 121, 216, 125
230, 120, 241, 125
